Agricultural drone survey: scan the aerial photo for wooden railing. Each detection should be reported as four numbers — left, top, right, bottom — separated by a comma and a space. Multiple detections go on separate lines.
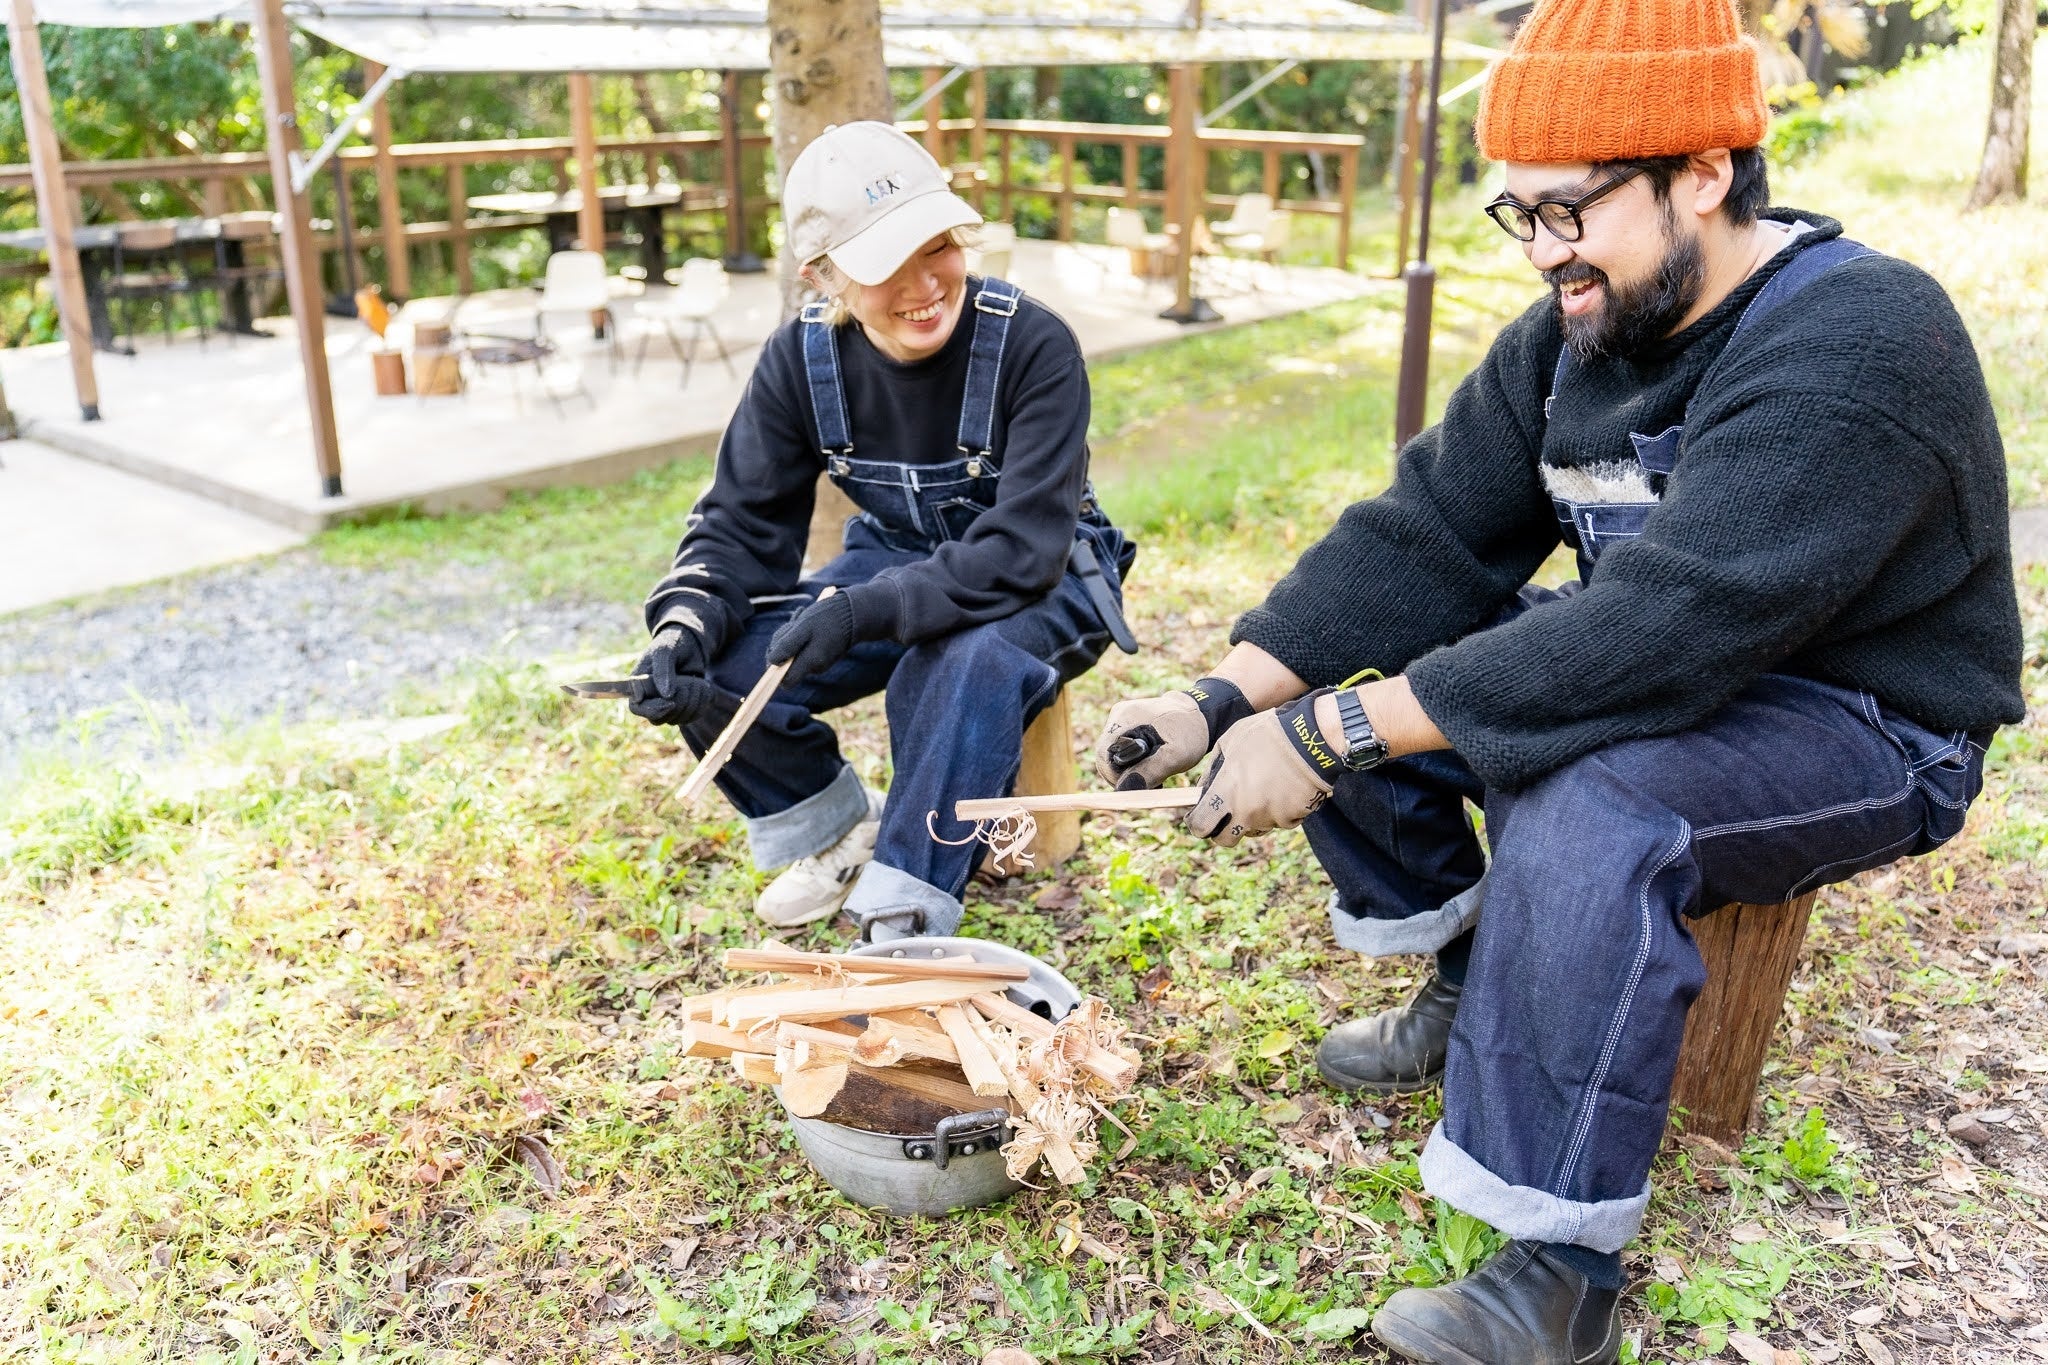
0, 114, 1365, 288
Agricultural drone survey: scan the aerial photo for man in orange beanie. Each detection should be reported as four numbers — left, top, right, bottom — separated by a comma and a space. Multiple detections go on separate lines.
1094, 0, 2022, 1358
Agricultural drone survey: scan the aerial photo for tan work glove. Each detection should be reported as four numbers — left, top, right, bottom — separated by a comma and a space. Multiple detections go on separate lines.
1186, 689, 1342, 848
1096, 677, 1255, 790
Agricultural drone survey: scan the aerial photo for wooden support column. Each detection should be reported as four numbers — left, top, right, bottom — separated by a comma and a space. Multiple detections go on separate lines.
250, 0, 343, 497
364, 60, 409, 300
1391, 58, 1425, 277
1056, 132, 1075, 240
997, 131, 1012, 218
921, 65, 946, 164
968, 69, 988, 212
1161, 63, 1217, 324
1335, 145, 1357, 271
446, 164, 472, 293
1669, 893, 1820, 1143
1262, 148, 1281, 201
5, 0, 99, 421
720, 70, 764, 272
568, 72, 605, 255
1122, 141, 1140, 209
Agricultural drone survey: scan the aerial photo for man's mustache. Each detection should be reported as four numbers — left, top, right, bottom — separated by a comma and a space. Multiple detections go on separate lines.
1544, 262, 1608, 292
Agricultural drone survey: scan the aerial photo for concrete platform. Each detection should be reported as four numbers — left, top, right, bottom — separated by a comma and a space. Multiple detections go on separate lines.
0, 240, 1377, 533
0, 439, 305, 615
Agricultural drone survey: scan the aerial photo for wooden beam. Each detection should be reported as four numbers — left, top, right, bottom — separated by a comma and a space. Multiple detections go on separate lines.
568, 72, 604, 257
1335, 145, 1357, 272
250, 0, 343, 497
922, 66, 946, 164
968, 69, 988, 212
4, 0, 98, 421
719, 70, 763, 272
363, 60, 410, 300
445, 164, 471, 292
1161, 64, 1216, 324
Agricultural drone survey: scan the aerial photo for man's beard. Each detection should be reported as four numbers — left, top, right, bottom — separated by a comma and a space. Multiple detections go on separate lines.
1547, 223, 1708, 361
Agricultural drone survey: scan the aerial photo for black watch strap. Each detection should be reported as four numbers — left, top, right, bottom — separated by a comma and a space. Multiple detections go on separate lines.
1335, 688, 1390, 772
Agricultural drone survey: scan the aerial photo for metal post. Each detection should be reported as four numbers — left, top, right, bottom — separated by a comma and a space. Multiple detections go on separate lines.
5, 0, 99, 421
721, 69, 764, 273
251, 0, 343, 497
1393, 0, 1450, 449
1160, 63, 1218, 325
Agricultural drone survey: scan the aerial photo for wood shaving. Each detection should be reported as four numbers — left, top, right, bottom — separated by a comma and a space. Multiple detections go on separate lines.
927, 807, 1038, 875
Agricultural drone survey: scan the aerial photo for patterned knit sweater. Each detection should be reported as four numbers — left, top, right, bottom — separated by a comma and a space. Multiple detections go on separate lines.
1231, 211, 2024, 790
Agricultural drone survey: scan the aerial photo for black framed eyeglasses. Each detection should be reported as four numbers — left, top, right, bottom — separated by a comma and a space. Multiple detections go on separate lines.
1484, 167, 1644, 242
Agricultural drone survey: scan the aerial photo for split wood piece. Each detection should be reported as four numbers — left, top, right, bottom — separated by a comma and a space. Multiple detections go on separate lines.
854, 1012, 962, 1068
730, 1053, 779, 1084
682, 978, 830, 1025
726, 978, 993, 1028
674, 587, 836, 808
934, 1002, 1013, 1098
701, 979, 841, 1028
679, 1021, 766, 1059
722, 946, 1029, 983
955, 998, 1042, 1111
781, 1058, 995, 1131
970, 992, 1141, 1092
954, 787, 1202, 820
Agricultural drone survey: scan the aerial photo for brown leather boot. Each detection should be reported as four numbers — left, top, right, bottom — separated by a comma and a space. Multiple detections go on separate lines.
1372, 1241, 1622, 1364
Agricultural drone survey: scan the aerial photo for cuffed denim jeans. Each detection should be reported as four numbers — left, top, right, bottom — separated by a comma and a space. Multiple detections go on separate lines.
1307, 646, 1988, 1251
679, 533, 1116, 936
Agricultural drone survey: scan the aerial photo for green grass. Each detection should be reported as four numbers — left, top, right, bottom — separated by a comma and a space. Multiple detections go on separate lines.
8, 39, 2048, 1365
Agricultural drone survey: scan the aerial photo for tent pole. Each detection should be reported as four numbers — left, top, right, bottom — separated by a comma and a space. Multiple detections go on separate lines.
5, 0, 99, 421
365, 59, 410, 300
1159, 62, 1217, 325
1392, 0, 1449, 448
721, 69, 764, 273
251, 0, 343, 498
568, 71, 607, 333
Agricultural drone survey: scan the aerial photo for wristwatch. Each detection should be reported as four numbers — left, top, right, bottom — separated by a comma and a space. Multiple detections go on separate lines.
1334, 688, 1391, 772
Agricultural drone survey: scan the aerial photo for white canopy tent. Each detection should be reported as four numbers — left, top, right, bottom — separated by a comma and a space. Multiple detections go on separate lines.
15, 0, 1494, 497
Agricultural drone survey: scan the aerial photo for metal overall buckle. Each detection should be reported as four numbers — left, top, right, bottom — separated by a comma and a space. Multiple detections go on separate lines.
973, 290, 1018, 317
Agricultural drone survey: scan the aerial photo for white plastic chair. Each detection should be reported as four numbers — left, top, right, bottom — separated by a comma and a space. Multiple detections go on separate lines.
971, 222, 1017, 281
534, 249, 620, 366
632, 257, 736, 387
1211, 192, 1273, 247
1106, 207, 1174, 286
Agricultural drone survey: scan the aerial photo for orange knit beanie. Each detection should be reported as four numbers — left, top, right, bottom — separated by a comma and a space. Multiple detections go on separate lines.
1476, 0, 1769, 164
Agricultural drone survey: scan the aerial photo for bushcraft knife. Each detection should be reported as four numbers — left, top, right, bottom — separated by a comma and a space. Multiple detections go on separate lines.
561, 676, 646, 699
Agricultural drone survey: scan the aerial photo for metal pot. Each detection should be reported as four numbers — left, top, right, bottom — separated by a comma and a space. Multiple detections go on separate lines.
778, 937, 1081, 1217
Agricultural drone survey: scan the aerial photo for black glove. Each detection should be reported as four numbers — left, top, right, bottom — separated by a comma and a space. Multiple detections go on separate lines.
628, 624, 717, 727
766, 592, 857, 686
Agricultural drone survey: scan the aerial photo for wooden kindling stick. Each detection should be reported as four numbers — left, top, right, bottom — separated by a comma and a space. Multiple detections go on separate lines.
721, 946, 1028, 983
953, 787, 1202, 820
672, 586, 837, 809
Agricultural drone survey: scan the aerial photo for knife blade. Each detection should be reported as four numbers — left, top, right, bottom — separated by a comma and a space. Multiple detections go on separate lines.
561, 676, 647, 699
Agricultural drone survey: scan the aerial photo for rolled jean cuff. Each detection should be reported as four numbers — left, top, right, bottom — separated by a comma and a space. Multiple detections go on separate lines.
1328, 876, 1487, 957
746, 764, 868, 870
1418, 1125, 1649, 1253
844, 861, 965, 938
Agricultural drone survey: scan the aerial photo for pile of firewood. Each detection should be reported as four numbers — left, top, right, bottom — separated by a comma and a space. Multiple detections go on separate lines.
676, 946, 1141, 1185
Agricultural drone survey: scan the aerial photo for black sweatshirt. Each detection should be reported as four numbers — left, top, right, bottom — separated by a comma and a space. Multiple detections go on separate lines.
1233, 211, 2024, 791
644, 283, 1096, 653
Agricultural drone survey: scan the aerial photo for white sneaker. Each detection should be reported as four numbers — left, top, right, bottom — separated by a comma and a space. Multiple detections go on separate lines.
755, 789, 884, 927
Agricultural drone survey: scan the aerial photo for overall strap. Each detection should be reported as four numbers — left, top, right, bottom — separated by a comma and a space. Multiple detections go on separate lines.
799, 301, 854, 454
956, 277, 1023, 465
1726, 236, 1874, 345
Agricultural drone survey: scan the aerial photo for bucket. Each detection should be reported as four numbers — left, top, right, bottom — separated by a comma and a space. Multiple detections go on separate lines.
779, 937, 1080, 1216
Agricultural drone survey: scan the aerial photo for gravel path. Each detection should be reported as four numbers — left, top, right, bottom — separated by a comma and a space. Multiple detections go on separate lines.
0, 549, 638, 775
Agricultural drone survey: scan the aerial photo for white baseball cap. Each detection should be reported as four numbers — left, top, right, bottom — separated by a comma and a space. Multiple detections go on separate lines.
782, 121, 982, 287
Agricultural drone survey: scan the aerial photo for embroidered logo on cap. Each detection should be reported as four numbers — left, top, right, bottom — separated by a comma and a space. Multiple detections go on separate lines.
863, 174, 904, 205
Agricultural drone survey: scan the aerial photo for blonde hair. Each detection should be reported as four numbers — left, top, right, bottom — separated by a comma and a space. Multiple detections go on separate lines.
806, 225, 981, 327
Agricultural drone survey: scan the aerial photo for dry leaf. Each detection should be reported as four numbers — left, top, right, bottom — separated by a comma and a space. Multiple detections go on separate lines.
1938, 1156, 1979, 1192
1256, 1030, 1295, 1060
514, 1134, 563, 1196
1730, 1222, 1769, 1244
982, 1351, 1039, 1365
1847, 1305, 1885, 1327
1728, 1330, 1778, 1364
1856, 1329, 1896, 1365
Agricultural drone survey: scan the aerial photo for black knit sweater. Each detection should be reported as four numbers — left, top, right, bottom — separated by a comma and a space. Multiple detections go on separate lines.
1232, 211, 2023, 790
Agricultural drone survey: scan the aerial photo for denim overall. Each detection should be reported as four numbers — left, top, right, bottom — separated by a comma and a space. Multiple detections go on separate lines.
1300, 238, 1993, 1251
677, 278, 1133, 939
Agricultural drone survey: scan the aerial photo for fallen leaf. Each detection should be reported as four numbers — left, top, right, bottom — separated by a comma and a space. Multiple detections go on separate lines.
1994, 932, 2048, 956
1876, 1238, 1915, 1262
1848, 1305, 1885, 1327
982, 1351, 1039, 1365
1303, 1307, 1375, 1339
1855, 1026, 1902, 1054
517, 1088, 551, 1119
1256, 1030, 1296, 1060
514, 1134, 563, 1197
1728, 1330, 1777, 1364
666, 1236, 698, 1272
1939, 1156, 1979, 1192
1033, 883, 1081, 913
1978, 1107, 2015, 1124
2010, 1054, 2048, 1073
1856, 1329, 1895, 1365
1261, 1098, 1304, 1126
1730, 1222, 1769, 1244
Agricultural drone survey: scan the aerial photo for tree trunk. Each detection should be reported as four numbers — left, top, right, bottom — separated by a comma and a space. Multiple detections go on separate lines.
631, 73, 686, 187
766, 0, 890, 315
1967, 0, 2032, 209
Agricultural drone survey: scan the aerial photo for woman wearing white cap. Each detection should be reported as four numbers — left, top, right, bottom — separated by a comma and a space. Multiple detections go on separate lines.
630, 121, 1136, 942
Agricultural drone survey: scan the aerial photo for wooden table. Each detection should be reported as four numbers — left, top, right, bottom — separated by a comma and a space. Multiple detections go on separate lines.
0, 217, 273, 353
467, 184, 716, 280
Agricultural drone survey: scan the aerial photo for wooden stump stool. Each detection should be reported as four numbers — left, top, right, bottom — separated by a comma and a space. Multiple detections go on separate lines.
1668, 891, 1820, 1143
